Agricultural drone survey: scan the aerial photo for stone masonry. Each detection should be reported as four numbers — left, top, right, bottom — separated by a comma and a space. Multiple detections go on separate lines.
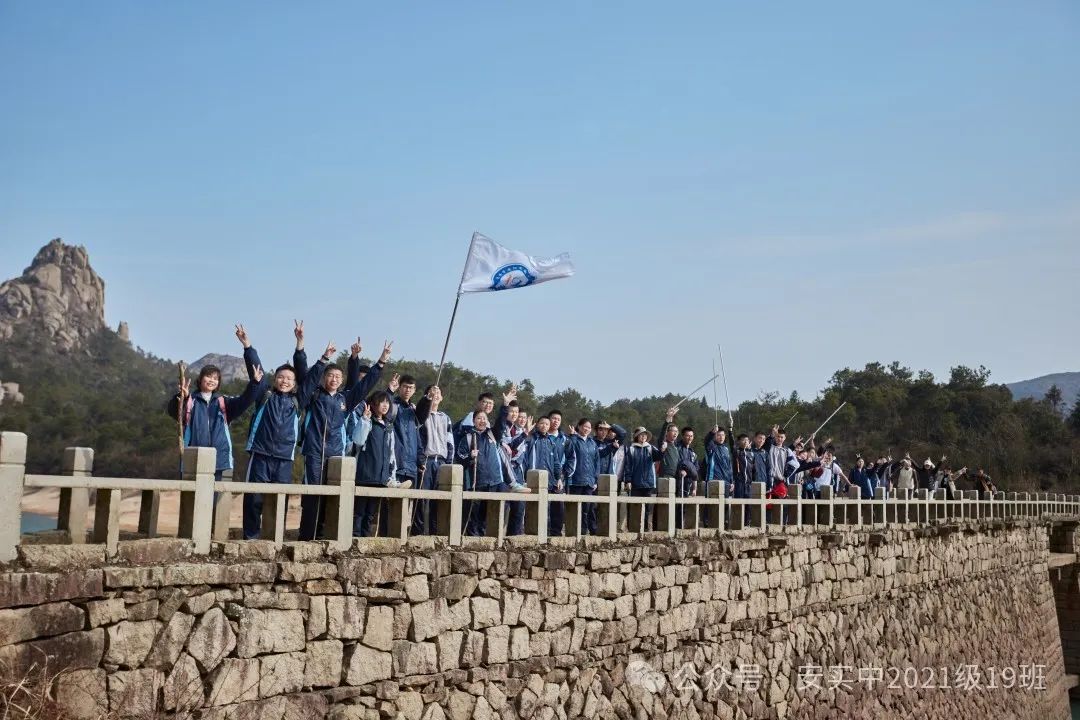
0, 521, 1070, 719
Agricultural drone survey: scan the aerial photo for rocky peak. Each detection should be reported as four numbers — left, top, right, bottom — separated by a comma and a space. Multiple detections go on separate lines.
0, 239, 107, 351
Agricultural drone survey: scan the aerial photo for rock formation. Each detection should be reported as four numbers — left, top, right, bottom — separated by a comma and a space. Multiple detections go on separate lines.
0, 239, 107, 351
187, 353, 249, 384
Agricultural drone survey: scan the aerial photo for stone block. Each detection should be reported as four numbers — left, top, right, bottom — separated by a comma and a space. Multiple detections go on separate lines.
17, 545, 105, 571
0, 570, 104, 608
471, 597, 502, 629
107, 669, 163, 719
392, 640, 438, 677
305, 639, 343, 688
431, 574, 478, 600
116, 538, 194, 565
363, 605, 394, 651
0, 601, 85, 644
53, 668, 108, 720
404, 574, 430, 602
543, 602, 576, 631
345, 643, 393, 685
186, 607, 236, 673
207, 658, 261, 706
104, 620, 162, 668
326, 596, 367, 640
163, 652, 204, 712
437, 630, 464, 671
484, 625, 509, 664
145, 612, 196, 669
234, 608, 306, 658
0, 629, 104, 676
259, 651, 306, 697
509, 627, 530, 660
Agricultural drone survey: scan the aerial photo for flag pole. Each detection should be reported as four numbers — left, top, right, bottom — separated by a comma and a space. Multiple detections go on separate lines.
435, 232, 478, 387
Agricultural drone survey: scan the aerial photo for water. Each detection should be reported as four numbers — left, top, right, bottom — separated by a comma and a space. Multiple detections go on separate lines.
20, 512, 55, 533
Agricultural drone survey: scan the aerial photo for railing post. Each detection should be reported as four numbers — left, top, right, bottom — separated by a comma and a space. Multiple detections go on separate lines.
819, 485, 834, 527
931, 489, 946, 522
873, 487, 886, 526
845, 486, 861, 526
92, 486, 121, 556
706, 480, 723, 531
212, 469, 233, 542
59, 447, 93, 543
436, 464, 463, 545
178, 447, 215, 554
964, 490, 978, 519
325, 456, 356, 551
597, 474, 618, 540
749, 481, 766, 532
0, 431, 27, 562
523, 469, 548, 543
137, 488, 161, 538
656, 477, 677, 536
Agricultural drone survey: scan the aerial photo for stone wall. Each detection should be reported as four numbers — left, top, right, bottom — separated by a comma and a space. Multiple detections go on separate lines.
0, 521, 1069, 719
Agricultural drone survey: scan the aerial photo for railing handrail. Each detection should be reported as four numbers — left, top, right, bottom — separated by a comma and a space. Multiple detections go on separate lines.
3, 431, 1078, 562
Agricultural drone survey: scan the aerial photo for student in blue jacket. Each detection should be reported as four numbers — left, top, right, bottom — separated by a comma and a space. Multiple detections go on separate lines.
619, 427, 662, 532
294, 336, 389, 541
387, 372, 428, 492
241, 332, 322, 540
167, 324, 262, 483
508, 414, 563, 535
456, 399, 515, 537
564, 418, 600, 535
352, 390, 410, 537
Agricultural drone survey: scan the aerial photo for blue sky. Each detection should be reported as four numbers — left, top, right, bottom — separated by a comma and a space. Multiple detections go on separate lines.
2, 1, 1078, 405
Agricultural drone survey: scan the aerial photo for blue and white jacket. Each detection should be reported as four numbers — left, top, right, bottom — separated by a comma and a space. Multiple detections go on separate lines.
455, 406, 511, 489
509, 430, 564, 490
167, 346, 261, 472
353, 416, 396, 486
296, 351, 383, 458
564, 434, 600, 488
620, 442, 661, 490
245, 346, 319, 461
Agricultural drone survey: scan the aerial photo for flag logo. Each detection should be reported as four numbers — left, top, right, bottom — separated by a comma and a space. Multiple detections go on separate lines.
490, 263, 536, 290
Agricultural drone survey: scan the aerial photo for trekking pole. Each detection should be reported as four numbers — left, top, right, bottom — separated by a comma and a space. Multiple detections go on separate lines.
712, 359, 719, 428
672, 374, 720, 411
808, 401, 848, 440
176, 361, 187, 476
717, 345, 734, 429
782, 411, 799, 431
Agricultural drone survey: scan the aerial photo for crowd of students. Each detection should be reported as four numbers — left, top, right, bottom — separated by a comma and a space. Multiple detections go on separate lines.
170, 324, 999, 541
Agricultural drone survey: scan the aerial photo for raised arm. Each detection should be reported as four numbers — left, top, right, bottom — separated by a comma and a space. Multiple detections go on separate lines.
292, 320, 307, 377
297, 341, 334, 407
225, 365, 266, 419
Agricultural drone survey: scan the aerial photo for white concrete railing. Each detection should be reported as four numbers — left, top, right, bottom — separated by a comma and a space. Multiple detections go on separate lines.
3, 430, 1079, 561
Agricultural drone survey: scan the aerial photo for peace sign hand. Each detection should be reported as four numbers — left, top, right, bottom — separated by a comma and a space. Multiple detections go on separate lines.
388, 373, 400, 393
323, 341, 336, 360
293, 320, 304, 348
235, 324, 251, 348
253, 365, 264, 383
379, 340, 394, 364
350, 337, 363, 358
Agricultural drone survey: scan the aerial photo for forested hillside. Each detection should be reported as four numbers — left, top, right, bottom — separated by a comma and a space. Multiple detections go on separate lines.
2, 328, 1078, 491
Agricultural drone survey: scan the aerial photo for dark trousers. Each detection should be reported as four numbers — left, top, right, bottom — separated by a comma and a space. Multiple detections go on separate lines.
299, 454, 327, 541
548, 486, 566, 536
631, 486, 656, 531
506, 465, 525, 536
465, 483, 503, 536
353, 487, 389, 537
567, 485, 597, 534
412, 456, 444, 536
244, 453, 292, 540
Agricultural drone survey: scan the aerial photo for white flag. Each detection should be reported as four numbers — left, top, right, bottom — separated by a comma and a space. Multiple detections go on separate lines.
458, 232, 575, 294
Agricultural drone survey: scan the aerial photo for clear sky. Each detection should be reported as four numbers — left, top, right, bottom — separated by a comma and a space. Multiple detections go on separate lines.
2, 1, 1078, 405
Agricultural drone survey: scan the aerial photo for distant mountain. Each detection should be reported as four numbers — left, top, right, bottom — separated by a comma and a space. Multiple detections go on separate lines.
1006, 372, 1080, 411
188, 353, 248, 384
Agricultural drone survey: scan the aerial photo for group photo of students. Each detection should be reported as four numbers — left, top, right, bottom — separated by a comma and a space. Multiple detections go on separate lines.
171, 323, 1001, 542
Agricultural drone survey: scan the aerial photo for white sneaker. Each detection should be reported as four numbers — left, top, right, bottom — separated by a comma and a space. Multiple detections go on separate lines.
388, 478, 412, 489
509, 483, 531, 494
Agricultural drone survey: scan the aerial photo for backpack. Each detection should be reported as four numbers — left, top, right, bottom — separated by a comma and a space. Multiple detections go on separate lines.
343, 405, 366, 456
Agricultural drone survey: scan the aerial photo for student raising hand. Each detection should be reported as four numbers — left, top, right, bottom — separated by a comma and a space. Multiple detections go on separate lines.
235, 324, 251, 348
380, 340, 394, 364
350, 337, 363, 358
503, 383, 518, 405
293, 320, 304, 349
